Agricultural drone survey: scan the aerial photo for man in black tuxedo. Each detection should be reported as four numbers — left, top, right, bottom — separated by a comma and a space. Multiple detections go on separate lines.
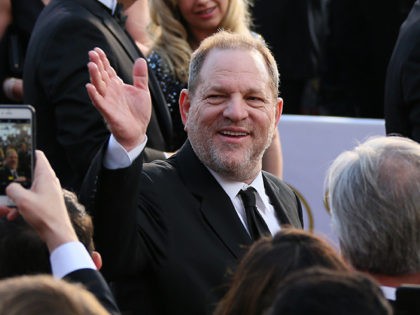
23, 0, 173, 193
81, 31, 303, 314
385, 0, 420, 143
0, 148, 28, 194
0, 151, 120, 315
325, 136, 420, 315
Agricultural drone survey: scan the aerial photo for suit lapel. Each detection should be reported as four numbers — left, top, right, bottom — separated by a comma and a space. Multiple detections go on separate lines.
73, 0, 173, 150
263, 173, 302, 228
76, 0, 140, 61
175, 141, 252, 259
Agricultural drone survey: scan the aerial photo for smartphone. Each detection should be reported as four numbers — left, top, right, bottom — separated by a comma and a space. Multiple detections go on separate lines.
0, 105, 35, 206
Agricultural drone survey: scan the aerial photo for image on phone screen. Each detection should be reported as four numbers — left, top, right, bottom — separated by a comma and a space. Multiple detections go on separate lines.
0, 105, 34, 206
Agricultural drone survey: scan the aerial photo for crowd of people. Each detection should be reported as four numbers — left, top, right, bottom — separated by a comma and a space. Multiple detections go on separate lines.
0, 0, 419, 314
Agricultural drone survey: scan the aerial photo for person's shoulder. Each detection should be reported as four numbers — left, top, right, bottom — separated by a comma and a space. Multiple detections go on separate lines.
262, 171, 295, 195
39, 0, 103, 25
142, 157, 176, 181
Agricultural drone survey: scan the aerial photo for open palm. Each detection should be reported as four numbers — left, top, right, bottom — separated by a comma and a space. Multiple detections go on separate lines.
86, 47, 151, 151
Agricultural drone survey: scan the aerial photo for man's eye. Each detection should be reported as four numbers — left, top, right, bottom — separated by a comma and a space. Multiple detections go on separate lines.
247, 96, 265, 103
206, 94, 225, 103
208, 94, 223, 99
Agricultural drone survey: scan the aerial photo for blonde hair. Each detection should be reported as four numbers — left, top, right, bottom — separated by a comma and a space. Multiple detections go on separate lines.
0, 275, 108, 315
149, 0, 253, 83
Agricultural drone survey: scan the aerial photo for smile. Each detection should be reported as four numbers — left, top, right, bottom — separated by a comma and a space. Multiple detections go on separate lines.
196, 6, 216, 16
220, 130, 248, 137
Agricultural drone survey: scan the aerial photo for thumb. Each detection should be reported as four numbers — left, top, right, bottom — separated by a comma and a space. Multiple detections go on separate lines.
133, 58, 149, 91
6, 182, 34, 212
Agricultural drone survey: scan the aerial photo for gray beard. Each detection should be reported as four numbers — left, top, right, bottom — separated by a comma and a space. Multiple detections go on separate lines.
189, 134, 269, 182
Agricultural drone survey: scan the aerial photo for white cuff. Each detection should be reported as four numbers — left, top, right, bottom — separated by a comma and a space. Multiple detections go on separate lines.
381, 286, 396, 301
104, 135, 147, 169
50, 242, 96, 278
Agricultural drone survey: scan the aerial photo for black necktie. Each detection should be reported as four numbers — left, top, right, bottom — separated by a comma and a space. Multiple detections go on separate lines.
239, 187, 271, 240
113, 3, 127, 28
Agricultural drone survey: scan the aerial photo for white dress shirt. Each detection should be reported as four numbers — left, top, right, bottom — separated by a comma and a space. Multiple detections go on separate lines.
208, 169, 281, 236
96, 0, 117, 13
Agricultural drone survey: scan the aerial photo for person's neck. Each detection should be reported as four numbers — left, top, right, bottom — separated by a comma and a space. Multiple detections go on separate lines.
188, 30, 213, 50
370, 272, 420, 287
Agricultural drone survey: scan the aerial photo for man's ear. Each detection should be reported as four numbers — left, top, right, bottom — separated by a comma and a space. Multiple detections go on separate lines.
275, 97, 283, 126
92, 251, 102, 270
179, 89, 191, 130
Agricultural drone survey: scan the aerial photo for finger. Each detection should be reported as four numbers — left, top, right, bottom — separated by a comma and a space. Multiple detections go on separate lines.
32, 151, 60, 187
87, 61, 108, 97
89, 49, 110, 85
86, 82, 105, 113
0, 205, 11, 217
6, 182, 33, 211
133, 58, 149, 91
7, 208, 19, 221
5, 183, 41, 223
95, 47, 120, 82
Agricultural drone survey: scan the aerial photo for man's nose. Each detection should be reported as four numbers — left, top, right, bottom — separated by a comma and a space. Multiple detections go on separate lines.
223, 97, 248, 121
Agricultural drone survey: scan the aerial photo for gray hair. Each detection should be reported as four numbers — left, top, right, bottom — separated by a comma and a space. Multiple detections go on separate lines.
188, 30, 279, 100
325, 136, 420, 275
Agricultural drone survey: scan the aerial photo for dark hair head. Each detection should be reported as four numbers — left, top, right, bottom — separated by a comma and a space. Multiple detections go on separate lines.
63, 189, 94, 254
0, 189, 94, 279
214, 228, 349, 315
267, 267, 392, 315
0, 216, 51, 278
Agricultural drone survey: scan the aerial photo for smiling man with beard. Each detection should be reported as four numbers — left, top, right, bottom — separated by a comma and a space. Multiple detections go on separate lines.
79, 31, 303, 315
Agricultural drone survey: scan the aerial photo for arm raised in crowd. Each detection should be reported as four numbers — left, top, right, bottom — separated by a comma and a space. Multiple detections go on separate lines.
86, 47, 151, 152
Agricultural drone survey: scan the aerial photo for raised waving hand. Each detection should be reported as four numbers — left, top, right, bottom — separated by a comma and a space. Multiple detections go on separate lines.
86, 47, 151, 151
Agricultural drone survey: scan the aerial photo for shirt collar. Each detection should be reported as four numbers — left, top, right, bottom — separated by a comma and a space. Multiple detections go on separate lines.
96, 0, 117, 13
207, 168, 269, 212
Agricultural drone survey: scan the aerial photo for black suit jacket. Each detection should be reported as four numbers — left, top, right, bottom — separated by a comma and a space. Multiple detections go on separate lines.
394, 285, 420, 315
318, 0, 414, 118
81, 140, 303, 315
64, 268, 120, 315
23, 0, 173, 192
385, 0, 420, 142
0, 0, 44, 103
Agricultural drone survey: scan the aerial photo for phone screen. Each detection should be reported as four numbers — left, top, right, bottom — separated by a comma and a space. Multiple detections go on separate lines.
0, 105, 35, 206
